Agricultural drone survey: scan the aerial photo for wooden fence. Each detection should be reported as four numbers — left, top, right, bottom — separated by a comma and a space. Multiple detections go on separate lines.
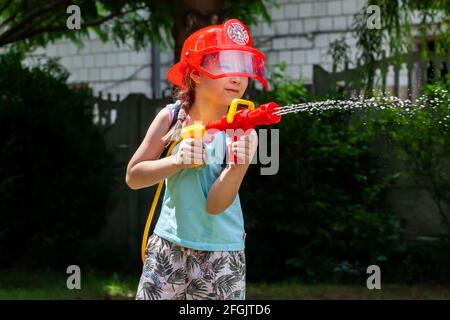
312, 52, 450, 99
91, 92, 171, 264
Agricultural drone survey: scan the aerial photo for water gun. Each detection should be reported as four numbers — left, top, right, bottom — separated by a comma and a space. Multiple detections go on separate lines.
141, 98, 282, 262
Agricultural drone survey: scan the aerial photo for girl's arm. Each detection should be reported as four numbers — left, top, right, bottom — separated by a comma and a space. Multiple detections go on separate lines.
206, 130, 258, 214
125, 107, 182, 190
126, 107, 206, 190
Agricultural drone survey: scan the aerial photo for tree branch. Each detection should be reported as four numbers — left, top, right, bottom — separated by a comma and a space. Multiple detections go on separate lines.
0, 6, 143, 47
0, 0, 13, 16
0, 0, 68, 45
0, 1, 23, 30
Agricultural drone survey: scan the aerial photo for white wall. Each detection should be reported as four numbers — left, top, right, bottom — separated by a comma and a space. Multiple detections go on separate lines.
27, 32, 173, 99
26, 0, 412, 97
249, 0, 366, 88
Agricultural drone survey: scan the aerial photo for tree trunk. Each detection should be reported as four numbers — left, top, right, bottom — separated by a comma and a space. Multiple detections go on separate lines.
171, 0, 225, 63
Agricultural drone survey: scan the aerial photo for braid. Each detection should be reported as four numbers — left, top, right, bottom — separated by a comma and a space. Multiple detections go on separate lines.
162, 66, 195, 145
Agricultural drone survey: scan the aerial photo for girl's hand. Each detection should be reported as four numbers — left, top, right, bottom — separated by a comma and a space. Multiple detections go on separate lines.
229, 129, 258, 166
171, 138, 207, 168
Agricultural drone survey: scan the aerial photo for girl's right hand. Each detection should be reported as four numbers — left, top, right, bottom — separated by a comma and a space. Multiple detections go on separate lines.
171, 138, 207, 168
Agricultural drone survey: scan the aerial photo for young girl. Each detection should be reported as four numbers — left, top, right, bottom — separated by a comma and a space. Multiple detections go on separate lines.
126, 18, 268, 300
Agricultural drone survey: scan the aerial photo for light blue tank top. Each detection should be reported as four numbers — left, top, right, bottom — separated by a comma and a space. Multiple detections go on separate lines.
153, 101, 246, 251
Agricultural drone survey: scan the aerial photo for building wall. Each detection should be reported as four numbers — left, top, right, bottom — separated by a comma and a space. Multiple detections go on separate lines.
27, 33, 174, 99
27, 0, 411, 98
250, 0, 365, 86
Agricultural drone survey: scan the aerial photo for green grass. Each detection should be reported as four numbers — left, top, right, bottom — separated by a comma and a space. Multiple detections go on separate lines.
0, 270, 449, 300
248, 281, 450, 299
0, 269, 136, 300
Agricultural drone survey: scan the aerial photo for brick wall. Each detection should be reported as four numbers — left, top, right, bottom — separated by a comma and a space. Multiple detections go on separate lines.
26, 0, 412, 97
249, 0, 366, 89
27, 31, 174, 99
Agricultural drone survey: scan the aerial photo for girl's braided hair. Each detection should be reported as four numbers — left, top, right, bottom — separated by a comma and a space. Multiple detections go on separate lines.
162, 65, 196, 145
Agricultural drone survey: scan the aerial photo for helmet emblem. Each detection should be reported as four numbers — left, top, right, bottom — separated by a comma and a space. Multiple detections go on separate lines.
227, 22, 249, 45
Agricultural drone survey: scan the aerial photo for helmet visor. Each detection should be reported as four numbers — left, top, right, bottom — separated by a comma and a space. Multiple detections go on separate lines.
199, 50, 265, 81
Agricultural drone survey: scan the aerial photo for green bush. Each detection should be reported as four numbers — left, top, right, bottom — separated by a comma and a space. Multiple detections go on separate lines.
390, 85, 450, 235
241, 66, 450, 283
0, 53, 120, 269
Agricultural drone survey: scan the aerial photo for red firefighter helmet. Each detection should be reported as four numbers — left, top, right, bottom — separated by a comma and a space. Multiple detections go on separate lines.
167, 18, 268, 91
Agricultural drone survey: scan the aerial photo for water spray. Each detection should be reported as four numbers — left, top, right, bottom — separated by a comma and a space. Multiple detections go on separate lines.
272, 96, 415, 117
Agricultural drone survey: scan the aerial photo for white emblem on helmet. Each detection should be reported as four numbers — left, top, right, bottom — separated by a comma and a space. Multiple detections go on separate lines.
227, 22, 249, 45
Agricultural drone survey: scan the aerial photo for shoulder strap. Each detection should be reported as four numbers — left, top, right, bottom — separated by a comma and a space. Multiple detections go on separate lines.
160, 101, 181, 158
170, 101, 181, 130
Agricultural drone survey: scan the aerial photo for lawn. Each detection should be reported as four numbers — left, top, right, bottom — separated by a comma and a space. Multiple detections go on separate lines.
0, 270, 449, 300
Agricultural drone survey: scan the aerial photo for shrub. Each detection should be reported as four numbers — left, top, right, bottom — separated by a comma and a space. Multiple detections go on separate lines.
0, 52, 120, 269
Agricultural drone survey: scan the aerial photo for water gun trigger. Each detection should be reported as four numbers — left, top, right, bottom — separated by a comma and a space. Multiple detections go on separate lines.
227, 98, 255, 124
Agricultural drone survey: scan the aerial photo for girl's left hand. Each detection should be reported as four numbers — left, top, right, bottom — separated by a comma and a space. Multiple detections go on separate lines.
229, 129, 258, 166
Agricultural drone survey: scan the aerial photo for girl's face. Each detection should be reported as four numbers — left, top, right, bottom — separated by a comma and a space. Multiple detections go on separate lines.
191, 71, 248, 106
190, 51, 249, 106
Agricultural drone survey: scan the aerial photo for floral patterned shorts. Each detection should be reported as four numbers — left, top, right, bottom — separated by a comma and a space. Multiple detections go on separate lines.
135, 233, 246, 300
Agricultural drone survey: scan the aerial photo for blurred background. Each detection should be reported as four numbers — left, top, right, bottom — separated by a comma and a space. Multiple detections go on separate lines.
0, 0, 449, 299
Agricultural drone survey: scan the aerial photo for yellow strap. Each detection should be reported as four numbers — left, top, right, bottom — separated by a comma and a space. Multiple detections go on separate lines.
141, 178, 164, 263
141, 140, 178, 263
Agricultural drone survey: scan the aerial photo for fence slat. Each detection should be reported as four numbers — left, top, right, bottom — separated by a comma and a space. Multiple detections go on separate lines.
313, 51, 445, 98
